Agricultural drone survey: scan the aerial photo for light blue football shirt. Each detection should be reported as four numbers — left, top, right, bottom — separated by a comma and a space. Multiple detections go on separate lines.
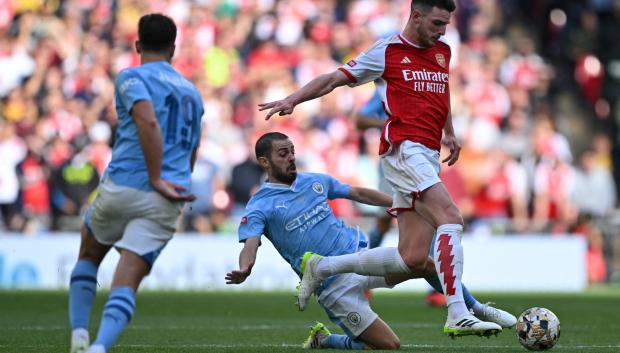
105, 61, 204, 191
360, 90, 387, 121
239, 173, 367, 276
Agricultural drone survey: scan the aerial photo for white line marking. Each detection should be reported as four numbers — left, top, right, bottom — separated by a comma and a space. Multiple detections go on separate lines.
2, 325, 65, 330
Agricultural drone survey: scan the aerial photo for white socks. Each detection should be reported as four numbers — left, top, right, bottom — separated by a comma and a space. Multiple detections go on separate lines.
315, 247, 410, 278
72, 328, 89, 342
433, 224, 468, 319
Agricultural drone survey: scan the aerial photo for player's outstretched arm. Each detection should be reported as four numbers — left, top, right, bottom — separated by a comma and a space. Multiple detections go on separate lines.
355, 113, 385, 131
347, 186, 392, 207
354, 92, 386, 131
258, 69, 352, 120
132, 100, 196, 201
226, 236, 260, 284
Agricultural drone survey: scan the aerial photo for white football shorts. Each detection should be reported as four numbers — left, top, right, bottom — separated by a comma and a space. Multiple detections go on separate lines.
317, 273, 378, 338
371, 165, 394, 217
85, 178, 183, 263
377, 164, 394, 195
381, 140, 441, 212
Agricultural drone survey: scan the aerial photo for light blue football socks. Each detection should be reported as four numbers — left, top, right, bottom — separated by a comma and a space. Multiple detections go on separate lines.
92, 286, 136, 351
326, 334, 366, 349
69, 260, 99, 330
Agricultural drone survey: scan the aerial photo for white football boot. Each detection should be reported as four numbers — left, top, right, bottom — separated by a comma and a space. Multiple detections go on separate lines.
475, 302, 517, 328
70, 328, 89, 353
86, 344, 106, 353
297, 252, 324, 311
444, 313, 502, 338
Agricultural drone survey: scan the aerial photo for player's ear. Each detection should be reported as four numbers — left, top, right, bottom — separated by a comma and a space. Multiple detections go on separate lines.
135, 41, 141, 54
411, 7, 423, 23
257, 156, 270, 169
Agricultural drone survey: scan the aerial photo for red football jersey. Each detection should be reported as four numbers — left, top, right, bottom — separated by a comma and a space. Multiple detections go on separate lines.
339, 34, 451, 153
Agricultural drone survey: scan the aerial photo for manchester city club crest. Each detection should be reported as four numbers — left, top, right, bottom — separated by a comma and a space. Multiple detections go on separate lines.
312, 182, 324, 194
347, 312, 361, 326
435, 53, 446, 68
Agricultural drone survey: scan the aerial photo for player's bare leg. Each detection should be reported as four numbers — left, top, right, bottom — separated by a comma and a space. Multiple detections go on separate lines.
69, 226, 111, 353
109, 249, 151, 292
395, 210, 435, 273
87, 250, 150, 353
77, 226, 112, 265
357, 317, 400, 349
414, 183, 501, 337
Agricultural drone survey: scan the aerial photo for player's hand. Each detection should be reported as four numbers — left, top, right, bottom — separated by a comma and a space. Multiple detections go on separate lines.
441, 134, 461, 166
258, 99, 295, 120
225, 268, 251, 284
151, 178, 196, 202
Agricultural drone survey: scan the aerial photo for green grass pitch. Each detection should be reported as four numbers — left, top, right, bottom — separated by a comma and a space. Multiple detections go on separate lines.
1, 289, 619, 352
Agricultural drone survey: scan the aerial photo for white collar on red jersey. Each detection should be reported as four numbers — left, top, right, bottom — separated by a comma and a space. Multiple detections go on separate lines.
398, 33, 425, 48
398, 33, 448, 48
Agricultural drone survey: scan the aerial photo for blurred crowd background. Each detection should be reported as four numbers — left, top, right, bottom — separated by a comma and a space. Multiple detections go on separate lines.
1, 0, 620, 284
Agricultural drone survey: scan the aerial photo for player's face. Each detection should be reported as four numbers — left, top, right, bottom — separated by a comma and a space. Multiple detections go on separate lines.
415, 7, 451, 47
267, 139, 297, 184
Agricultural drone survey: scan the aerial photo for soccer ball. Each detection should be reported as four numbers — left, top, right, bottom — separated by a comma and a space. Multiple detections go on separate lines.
516, 307, 560, 351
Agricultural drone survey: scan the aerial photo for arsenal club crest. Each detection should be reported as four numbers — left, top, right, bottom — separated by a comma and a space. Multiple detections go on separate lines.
435, 53, 446, 68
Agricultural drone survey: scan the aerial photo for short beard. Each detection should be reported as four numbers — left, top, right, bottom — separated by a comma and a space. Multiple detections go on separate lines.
272, 168, 297, 184
267, 158, 297, 184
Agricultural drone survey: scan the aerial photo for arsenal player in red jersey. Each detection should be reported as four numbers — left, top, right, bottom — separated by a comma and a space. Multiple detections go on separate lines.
259, 0, 515, 338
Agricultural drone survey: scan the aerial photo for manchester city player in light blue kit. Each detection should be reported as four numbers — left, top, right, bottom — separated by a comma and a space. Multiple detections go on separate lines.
68, 14, 203, 353
226, 132, 515, 350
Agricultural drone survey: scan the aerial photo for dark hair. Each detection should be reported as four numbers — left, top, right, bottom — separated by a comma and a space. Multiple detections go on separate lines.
255, 132, 289, 159
138, 13, 177, 52
411, 0, 456, 13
